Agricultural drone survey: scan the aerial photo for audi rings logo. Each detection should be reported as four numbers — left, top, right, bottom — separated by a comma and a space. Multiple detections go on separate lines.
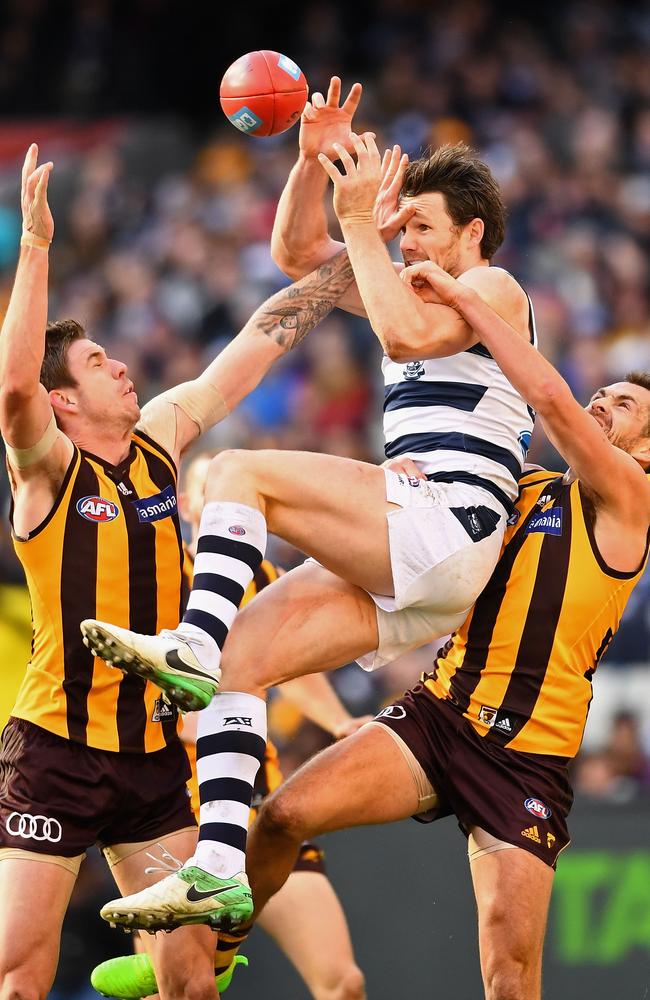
5, 811, 63, 843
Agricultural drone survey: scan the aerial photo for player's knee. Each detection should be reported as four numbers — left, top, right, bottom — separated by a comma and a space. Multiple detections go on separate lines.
157, 965, 216, 1000
205, 449, 252, 493
256, 787, 311, 844
314, 963, 366, 1000
0, 968, 48, 1000
483, 960, 532, 1000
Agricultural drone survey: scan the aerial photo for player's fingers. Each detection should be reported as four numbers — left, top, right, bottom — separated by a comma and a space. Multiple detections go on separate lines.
35, 162, 53, 198
302, 100, 317, 121
21, 143, 37, 198
387, 154, 411, 197
349, 132, 368, 167
311, 92, 326, 109
363, 132, 381, 167
341, 82, 362, 116
326, 76, 341, 106
332, 142, 356, 174
318, 152, 342, 184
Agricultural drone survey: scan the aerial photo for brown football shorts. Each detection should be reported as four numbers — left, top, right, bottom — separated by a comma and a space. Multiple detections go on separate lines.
374, 683, 573, 867
0, 717, 195, 857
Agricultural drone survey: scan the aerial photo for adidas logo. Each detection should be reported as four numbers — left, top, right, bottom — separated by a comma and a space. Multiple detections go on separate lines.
521, 825, 541, 844
495, 717, 512, 732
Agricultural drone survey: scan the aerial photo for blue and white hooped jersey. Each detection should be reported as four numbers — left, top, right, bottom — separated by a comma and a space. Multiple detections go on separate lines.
383, 293, 537, 514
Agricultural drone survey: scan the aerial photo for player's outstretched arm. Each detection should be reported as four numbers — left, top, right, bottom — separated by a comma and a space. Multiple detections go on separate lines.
0, 146, 70, 478
143, 249, 356, 460
271, 77, 362, 281
403, 261, 650, 513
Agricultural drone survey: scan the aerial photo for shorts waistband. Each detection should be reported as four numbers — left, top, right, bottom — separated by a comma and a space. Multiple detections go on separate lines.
426, 471, 514, 516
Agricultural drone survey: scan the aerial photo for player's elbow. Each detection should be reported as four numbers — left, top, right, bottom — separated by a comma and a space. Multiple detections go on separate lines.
270, 234, 315, 280
531, 376, 572, 417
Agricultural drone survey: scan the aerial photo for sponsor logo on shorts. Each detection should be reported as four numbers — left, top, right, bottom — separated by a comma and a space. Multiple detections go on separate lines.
76, 495, 120, 522
547, 832, 556, 850
223, 716, 252, 727
526, 508, 563, 536
228, 525, 246, 536
521, 825, 541, 844
132, 485, 177, 523
376, 705, 407, 721
408, 476, 421, 487
479, 705, 497, 727
524, 797, 552, 820
5, 811, 62, 843
403, 360, 425, 380
152, 697, 175, 722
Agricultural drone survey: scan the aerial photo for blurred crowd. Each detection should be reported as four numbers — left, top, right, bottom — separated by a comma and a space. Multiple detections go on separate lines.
0, 0, 649, 828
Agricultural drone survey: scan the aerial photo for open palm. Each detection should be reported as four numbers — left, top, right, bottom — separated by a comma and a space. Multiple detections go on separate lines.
299, 77, 366, 159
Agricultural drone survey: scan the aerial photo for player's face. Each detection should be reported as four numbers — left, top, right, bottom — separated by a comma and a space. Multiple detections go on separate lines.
586, 382, 650, 454
399, 192, 475, 281
66, 338, 140, 427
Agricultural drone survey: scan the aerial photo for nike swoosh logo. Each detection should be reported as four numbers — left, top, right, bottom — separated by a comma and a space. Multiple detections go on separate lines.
186, 883, 242, 902
164, 649, 214, 679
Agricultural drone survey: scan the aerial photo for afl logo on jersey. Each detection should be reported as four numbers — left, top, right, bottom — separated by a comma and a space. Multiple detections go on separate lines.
524, 797, 552, 820
76, 496, 120, 523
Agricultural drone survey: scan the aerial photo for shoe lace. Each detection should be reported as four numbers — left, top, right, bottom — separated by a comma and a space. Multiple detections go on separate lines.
143, 843, 184, 876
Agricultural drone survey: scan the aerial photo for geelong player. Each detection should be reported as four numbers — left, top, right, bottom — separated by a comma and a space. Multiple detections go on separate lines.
83, 95, 540, 927
0, 145, 358, 1000
242, 265, 650, 1000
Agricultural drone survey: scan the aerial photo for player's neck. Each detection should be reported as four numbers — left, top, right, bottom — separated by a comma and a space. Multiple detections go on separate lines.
67, 421, 135, 466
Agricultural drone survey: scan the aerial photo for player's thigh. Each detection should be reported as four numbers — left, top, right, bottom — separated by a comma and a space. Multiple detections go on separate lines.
258, 871, 363, 996
255, 722, 420, 841
110, 828, 217, 989
221, 562, 379, 691
211, 449, 395, 594
0, 856, 77, 996
470, 838, 553, 986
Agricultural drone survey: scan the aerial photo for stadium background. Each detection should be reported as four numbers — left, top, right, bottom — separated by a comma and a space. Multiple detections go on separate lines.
0, 0, 648, 996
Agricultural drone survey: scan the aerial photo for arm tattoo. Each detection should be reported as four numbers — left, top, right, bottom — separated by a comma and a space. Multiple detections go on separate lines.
254, 250, 355, 350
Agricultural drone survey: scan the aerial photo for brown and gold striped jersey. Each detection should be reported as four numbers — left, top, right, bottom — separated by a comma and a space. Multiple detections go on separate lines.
183, 555, 282, 819
425, 470, 649, 758
11, 430, 184, 753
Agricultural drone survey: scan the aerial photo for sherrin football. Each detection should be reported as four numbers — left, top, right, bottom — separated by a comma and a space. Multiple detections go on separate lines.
220, 50, 308, 137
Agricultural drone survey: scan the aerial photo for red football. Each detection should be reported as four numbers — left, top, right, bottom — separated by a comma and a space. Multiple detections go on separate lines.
220, 50, 308, 137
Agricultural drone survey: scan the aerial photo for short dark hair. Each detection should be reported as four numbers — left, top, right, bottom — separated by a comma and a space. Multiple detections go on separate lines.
40, 319, 87, 392
401, 143, 506, 261
625, 371, 650, 436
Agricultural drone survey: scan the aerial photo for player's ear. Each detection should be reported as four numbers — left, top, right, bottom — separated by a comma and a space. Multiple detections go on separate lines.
49, 387, 77, 416
466, 217, 484, 250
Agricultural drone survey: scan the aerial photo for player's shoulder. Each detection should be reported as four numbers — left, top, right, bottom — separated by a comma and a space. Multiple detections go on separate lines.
459, 264, 523, 297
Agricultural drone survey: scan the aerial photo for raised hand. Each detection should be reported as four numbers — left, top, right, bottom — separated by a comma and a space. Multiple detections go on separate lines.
299, 76, 374, 159
374, 145, 416, 243
21, 144, 54, 243
318, 132, 383, 224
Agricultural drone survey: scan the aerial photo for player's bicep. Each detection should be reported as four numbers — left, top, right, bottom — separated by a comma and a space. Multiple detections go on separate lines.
0, 382, 54, 450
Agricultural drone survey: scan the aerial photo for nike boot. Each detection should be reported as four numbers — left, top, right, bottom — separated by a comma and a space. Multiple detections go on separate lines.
100, 866, 253, 932
90, 951, 248, 998
80, 620, 219, 713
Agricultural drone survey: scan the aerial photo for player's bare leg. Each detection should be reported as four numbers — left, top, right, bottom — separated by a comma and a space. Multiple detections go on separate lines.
0, 856, 77, 1000
107, 828, 218, 1000
257, 872, 366, 1000
97, 566, 382, 931
470, 843, 554, 1000
247, 724, 422, 914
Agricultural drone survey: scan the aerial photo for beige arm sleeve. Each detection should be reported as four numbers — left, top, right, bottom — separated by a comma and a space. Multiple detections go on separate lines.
137, 379, 230, 456
4, 411, 60, 469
